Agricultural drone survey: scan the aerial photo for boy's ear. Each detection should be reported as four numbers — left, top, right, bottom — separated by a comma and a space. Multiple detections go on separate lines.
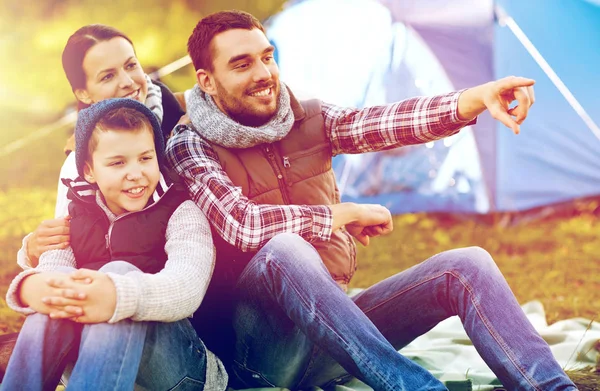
74, 89, 93, 105
83, 163, 96, 184
196, 69, 217, 96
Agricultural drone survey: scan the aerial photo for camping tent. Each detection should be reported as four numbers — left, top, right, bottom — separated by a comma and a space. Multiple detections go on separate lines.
266, 0, 600, 214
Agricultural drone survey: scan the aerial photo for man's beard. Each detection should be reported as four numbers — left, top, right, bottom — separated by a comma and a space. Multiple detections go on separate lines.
215, 81, 279, 127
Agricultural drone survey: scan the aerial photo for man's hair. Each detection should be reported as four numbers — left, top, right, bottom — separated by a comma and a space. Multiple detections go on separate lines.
187, 10, 266, 71
86, 107, 154, 166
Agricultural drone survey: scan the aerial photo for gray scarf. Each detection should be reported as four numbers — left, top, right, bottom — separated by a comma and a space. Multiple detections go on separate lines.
186, 82, 294, 148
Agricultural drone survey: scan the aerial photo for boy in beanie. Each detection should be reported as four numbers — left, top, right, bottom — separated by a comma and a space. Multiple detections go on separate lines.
2, 98, 227, 391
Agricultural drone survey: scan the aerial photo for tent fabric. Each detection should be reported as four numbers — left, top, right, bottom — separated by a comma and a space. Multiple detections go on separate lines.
266, 0, 600, 214
229, 301, 600, 390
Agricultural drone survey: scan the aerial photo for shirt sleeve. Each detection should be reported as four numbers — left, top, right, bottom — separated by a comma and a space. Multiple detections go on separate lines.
325, 90, 476, 156
6, 247, 77, 314
165, 126, 333, 252
106, 201, 216, 323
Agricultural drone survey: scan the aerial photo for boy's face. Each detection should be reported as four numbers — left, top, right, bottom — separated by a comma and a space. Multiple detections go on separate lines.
199, 28, 280, 126
84, 127, 160, 215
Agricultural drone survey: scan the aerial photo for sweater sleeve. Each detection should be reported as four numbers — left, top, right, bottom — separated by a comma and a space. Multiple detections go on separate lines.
6, 247, 77, 314
106, 200, 215, 323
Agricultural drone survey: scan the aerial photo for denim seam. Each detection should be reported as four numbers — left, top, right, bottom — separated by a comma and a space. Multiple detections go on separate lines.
448, 270, 542, 391
113, 324, 138, 389
266, 258, 396, 391
361, 269, 540, 390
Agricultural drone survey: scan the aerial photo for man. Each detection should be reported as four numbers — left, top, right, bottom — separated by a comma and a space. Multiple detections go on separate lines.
166, 10, 576, 391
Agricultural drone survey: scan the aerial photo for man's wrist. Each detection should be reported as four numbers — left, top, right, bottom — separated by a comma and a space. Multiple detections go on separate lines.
457, 83, 489, 121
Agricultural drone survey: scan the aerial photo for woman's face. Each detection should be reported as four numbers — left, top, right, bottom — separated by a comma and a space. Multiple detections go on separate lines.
75, 37, 148, 105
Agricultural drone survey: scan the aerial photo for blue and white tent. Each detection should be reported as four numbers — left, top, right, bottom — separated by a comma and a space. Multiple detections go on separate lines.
266, 0, 600, 214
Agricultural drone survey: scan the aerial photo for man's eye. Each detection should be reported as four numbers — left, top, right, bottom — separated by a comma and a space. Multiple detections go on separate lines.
236, 63, 249, 70
109, 161, 123, 166
126, 62, 138, 70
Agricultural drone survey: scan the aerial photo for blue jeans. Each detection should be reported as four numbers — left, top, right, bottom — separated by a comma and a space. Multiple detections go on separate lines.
230, 233, 577, 391
1, 261, 208, 391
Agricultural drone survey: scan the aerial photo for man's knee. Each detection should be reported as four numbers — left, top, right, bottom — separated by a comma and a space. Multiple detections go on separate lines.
97, 261, 140, 274
261, 233, 324, 272
439, 246, 498, 274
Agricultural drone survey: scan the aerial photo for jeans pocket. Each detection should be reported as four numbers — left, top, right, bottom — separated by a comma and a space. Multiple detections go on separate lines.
168, 376, 205, 391
231, 360, 277, 388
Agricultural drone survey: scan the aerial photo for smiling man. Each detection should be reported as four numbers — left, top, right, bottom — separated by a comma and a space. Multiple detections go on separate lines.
166, 10, 577, 391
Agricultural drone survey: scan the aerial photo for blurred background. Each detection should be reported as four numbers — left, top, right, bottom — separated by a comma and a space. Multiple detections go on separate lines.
0, 0, 598, 338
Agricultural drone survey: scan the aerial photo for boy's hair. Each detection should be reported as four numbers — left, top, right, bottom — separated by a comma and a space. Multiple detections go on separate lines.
187, 10, 266, 71
74, 98, 164, 178
86, 108, 154, 167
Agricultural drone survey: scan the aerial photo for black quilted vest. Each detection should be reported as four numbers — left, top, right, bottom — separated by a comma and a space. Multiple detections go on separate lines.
65, 174, 188, 273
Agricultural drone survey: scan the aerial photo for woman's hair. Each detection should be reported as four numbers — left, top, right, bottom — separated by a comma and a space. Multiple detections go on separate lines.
62, 24, 134, 108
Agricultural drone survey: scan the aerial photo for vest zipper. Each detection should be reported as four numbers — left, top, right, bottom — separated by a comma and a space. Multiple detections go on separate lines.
105, 184, 173, 256
283, 156, 290, 168
264, 144, 292, 204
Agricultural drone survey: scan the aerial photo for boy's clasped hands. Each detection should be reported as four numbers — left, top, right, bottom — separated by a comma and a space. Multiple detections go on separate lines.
19, 270, 117, 323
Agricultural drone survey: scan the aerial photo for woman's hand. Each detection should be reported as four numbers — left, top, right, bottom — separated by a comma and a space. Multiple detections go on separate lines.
27, 217, 71, 266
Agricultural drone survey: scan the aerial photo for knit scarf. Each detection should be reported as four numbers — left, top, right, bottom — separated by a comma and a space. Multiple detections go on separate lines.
145, 74, 164, 124
186, 82, 294, 148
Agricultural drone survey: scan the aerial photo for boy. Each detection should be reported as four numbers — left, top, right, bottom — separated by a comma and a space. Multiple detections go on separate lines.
2, 98, 227, 390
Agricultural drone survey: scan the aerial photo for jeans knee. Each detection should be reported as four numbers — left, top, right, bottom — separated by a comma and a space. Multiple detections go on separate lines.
265, 233, 314, 253
442, 246, 499, 276
265, 233, 323, 268
98, 260, 141, 274
246, 233, 327, 283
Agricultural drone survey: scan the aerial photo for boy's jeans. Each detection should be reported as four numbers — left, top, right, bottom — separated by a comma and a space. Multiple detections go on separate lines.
1, 261, 207, 391
230, 233, 577, 391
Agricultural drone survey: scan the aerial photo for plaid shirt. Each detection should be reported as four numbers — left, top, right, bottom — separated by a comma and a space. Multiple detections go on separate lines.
166, 90, 474, 252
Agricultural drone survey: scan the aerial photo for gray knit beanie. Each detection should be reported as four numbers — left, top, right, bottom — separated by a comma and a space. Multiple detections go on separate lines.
75, 98, 164, 178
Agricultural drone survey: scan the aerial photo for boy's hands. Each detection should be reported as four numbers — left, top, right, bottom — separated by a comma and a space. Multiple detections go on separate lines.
19, 272, 85, 317
22, 269, 117, 323
68, 270, 117, 323
43, 269, 117, 323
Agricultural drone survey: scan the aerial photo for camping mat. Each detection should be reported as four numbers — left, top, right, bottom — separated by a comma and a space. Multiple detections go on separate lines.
230, 301, 600, 391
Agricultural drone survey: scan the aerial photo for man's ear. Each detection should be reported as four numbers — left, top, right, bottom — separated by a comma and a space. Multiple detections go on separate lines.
74, 89, 93, 105
83, 163, 96, 184
196, 69, 217, 96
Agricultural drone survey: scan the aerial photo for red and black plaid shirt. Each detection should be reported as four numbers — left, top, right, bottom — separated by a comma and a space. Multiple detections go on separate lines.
166, 90, 474, 252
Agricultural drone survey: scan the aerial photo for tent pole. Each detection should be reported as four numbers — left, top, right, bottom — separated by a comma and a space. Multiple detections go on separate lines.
494, 4, 600, 141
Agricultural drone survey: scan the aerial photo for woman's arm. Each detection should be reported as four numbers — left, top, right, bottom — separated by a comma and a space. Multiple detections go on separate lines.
18, 153, 76, 268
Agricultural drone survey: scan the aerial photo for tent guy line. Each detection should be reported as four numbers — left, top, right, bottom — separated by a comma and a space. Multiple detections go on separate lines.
495, 4, 600, 141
